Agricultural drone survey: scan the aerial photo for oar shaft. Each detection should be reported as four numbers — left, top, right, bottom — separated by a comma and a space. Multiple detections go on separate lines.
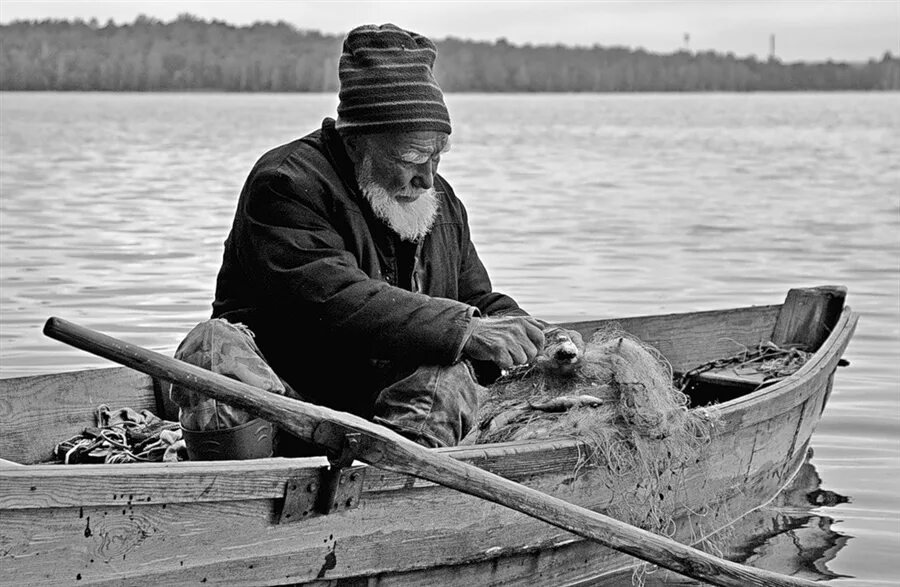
43, 317, 817, 587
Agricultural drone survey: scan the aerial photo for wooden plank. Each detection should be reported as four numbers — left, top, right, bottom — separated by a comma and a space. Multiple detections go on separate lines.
771, 286, 846, 351
0, 459, 320, 510
693, 368, 768, 389
0, 465, 608, 587
0, 303, 856, 587
368, 446, 815, 587
366, 536, 627, 587
0, 395, 821, 587
562, 305, 782, 373
47, 318, 820, 587
0, 359, 831, 587
0, 304, 781, 467
722, 309, 857, 430
1, 310, 856, 515
0, 440, 594, 510
685, 299, 853, 403
0, 367, 822, 587
2, 440, 799, 587
0, 367, 158, 465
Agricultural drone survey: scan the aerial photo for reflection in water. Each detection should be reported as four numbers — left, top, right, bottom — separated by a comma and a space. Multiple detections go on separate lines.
728, 452, 852, 583
600, 449, 852, 586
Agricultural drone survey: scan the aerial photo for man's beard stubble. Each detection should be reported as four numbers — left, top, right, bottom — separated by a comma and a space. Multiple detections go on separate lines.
356, 156, 440, 242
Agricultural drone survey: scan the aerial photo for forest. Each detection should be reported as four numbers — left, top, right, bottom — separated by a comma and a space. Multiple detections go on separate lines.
2, 14, 898, 92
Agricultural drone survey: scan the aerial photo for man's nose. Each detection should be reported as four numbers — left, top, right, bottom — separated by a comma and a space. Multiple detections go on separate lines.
411, 161, 434, 190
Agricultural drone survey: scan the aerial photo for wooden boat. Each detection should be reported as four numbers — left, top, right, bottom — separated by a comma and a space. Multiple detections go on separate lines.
0, 286, 858, 586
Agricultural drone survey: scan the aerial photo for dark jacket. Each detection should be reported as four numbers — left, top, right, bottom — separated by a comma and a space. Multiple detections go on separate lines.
212, 119, 523, 415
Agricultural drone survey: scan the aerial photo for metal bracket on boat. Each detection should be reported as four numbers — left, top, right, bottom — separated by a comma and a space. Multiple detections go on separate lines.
279, 430, 366, 524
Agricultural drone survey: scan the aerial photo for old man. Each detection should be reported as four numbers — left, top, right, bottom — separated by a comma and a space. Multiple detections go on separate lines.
172, 24, 577, 457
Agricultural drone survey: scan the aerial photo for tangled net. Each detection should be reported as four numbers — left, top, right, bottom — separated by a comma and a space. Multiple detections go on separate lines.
462, 328, 719, 540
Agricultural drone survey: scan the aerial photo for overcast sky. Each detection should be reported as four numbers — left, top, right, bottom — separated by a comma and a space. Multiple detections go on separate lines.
1, 1, 897, 62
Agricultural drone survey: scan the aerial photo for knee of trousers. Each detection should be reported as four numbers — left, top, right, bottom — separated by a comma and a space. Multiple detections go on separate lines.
373, 361, 486, 448
170, 318, 285, 432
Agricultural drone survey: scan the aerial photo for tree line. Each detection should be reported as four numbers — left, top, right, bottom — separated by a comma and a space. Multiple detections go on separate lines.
2, 14, 898, 92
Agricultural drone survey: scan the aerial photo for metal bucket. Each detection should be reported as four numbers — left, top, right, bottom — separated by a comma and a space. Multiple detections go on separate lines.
181, 417, 274, 461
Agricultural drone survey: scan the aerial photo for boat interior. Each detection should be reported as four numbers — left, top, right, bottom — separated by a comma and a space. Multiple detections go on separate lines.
0, 286, 849, 467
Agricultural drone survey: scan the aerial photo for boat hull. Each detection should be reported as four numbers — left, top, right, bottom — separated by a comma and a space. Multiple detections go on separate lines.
0, 299, 858, 586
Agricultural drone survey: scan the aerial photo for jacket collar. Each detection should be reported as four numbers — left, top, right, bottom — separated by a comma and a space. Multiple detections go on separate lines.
320, 117, 363, 198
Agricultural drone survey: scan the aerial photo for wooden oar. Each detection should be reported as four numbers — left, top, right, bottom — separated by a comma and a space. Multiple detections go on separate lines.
43, 317, 817, 587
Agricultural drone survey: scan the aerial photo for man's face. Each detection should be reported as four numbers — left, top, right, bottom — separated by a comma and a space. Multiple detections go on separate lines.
347, 130, 450, 242
352, 131, 450, 200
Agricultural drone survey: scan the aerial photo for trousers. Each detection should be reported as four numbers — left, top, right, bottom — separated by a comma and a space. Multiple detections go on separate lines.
170, 319, 485, 454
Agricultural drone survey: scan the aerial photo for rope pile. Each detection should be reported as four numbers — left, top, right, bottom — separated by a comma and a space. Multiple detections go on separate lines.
677, 340, 812, 391
54, 404, 184, 464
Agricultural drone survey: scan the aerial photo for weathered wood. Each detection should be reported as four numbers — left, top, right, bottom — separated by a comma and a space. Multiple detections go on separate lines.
39, 317, 819, 587
562, 304, 782, 373
0, 367, 157, 465
0, 298, 859, 587
0, 439, 592, 510
684, 289, 846, 400
0, 396, 815, 587
0, 396, 820, 587
772, 286, 847, 351
369, 444, 816, 587
724, 310, 857, 429
0, 305, 780, 463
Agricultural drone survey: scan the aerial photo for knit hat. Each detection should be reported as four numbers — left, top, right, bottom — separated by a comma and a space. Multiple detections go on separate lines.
336, 24, 451, 135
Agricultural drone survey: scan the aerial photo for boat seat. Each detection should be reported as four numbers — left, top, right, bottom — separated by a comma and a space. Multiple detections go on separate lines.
683, 286, 847, 405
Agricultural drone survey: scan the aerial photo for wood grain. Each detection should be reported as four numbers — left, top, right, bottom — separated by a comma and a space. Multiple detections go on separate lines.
562, 305, 782, 372
0, 304, 858, 587
35, 316, 822, 587
0, 367, 157, 465
772, 286, 847, 351
0, 305, 781, 463
1, 440, 597, 510
0, 425, 817, 587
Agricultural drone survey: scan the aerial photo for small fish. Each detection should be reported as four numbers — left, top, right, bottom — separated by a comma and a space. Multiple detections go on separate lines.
528, 394, 605, 412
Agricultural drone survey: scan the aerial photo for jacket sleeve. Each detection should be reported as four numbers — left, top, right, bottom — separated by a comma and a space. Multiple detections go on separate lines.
237, 172, 474, 364
455, 197, 528, 317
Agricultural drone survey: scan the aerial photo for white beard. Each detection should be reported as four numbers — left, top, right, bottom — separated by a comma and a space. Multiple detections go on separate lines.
356, 157, 440, 242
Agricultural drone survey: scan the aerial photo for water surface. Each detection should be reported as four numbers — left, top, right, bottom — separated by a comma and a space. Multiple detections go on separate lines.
1, 92, 897, 585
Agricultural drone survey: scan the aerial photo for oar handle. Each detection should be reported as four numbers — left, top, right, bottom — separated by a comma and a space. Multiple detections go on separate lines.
43, 317, 818, 587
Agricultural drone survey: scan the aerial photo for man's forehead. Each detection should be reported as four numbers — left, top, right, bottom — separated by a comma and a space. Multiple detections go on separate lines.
385, 131, 450, 154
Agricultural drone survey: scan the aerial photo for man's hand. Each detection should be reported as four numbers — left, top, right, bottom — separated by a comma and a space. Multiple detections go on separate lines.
462, 316, 545, 370
539, 327, 585, 375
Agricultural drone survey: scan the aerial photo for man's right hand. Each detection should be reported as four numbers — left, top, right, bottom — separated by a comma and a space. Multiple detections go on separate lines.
462, 316, 545, 370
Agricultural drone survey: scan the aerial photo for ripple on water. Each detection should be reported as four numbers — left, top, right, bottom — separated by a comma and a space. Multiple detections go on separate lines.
1, 92, 898, 584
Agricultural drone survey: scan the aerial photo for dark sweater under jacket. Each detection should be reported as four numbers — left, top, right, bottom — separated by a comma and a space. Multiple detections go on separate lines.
212, 118, 523, 416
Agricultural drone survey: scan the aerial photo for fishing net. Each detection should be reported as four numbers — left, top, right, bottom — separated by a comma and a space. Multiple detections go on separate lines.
462, 327, 719, 539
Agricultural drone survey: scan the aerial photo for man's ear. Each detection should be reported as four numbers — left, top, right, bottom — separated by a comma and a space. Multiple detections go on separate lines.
342, 134, 364, 164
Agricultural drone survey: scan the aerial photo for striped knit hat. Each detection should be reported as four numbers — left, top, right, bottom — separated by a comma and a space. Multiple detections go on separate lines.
336, 24, 451, 135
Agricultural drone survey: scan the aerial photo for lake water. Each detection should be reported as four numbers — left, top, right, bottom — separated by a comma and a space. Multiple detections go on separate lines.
1, 92, 898, 585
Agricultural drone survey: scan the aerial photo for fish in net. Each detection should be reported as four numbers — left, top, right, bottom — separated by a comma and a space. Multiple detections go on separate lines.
462, 327, 720, 541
